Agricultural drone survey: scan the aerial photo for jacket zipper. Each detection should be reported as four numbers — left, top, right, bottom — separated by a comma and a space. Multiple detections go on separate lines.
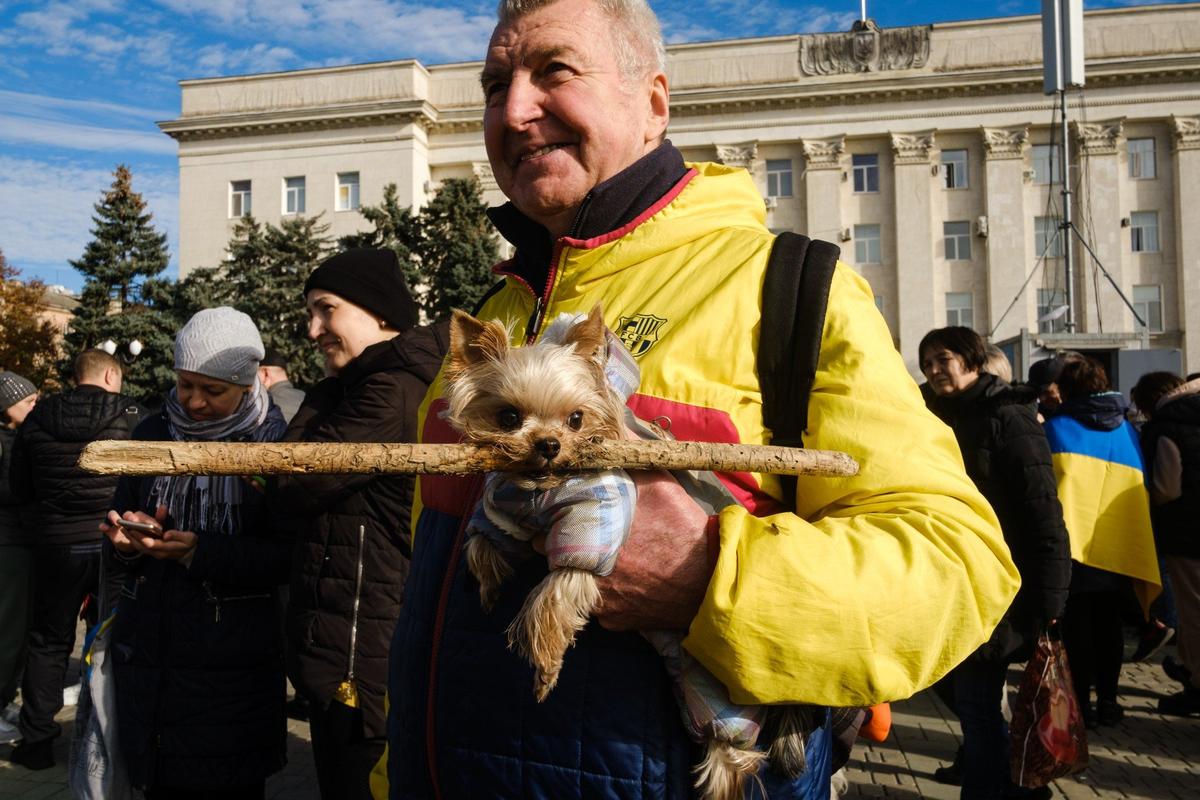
346, 524, 366, 685
523, 241, 566, 343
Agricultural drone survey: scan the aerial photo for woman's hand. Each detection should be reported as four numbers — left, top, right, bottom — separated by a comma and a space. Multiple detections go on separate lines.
101, 507, 199, 562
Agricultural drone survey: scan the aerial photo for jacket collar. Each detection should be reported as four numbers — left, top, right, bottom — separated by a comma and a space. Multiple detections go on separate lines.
487, 141, 688, 294
1059, 391, 1128, 431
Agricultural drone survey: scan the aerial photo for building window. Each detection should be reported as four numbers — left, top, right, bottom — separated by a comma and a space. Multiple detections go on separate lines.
1035, 216, 1063, 258
944, 221, 972, 261
852, 154, 879, 193
230, 180, 251, 218
766, 159, 793, 198
941, 149, 969, 189
1131, 211, 1159, 252
946, 292, 974, 328
1128, 138, 1156, 180
1032, 145, 1060, 185
337, 172, 360, 211
854, 224, 881, 264
283, 176, 306, 215
1133, 284, 1164, 333
1037, 288, 1068, 333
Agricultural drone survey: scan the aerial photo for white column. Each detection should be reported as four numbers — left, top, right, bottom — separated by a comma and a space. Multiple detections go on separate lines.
801, 137, 845, 244
892, 131, 937, 373
982, 127, 1030, 342
393, 117, 431, 209
1073, 120, 1126, 333
1173, 116, 1200, 374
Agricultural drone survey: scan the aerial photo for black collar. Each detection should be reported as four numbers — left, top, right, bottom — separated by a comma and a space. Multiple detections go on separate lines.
487, 140, 687, 296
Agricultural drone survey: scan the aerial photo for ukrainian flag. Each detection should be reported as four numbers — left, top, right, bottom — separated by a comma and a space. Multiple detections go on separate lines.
1044, 413, 1161, 615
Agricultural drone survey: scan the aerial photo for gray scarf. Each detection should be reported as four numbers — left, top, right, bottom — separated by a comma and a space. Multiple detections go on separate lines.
149, 381, 280, 536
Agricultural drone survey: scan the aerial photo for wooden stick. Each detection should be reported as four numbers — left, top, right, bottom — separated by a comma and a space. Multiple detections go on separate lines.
78, 439, 858, 478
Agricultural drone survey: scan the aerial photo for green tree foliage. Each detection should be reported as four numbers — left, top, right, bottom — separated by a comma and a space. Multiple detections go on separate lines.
177, 214, 332, 388
344, 178, 500, 321
417, 177, 501, 321
64, 165, 175, 403
338, 183, 423, 292
0, 249, 62, 391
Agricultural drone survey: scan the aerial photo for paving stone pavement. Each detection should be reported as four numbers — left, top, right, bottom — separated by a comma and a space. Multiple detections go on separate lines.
2, 636, 1196, 798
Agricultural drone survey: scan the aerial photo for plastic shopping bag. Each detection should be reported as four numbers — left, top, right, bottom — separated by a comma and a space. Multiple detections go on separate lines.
1009, 629, 1089, 788
68, 611, 134, 800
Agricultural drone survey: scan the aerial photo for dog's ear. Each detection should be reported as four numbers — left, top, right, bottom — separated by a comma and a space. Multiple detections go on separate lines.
562, 303, 607, 365
447, 310, 509, 377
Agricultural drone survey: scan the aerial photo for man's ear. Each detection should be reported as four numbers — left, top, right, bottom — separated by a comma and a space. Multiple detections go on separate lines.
644, 70, 670, 145
447, 310, 509, 379
562, 303, 608, 365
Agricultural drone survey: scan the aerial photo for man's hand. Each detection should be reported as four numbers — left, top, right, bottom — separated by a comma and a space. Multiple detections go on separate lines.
593, 471, 715, 631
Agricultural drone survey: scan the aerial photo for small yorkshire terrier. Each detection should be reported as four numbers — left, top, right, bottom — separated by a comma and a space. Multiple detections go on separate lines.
442, 304, 810, 800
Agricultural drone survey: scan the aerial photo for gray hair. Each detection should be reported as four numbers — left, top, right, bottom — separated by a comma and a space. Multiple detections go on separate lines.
496, 0, 667, 78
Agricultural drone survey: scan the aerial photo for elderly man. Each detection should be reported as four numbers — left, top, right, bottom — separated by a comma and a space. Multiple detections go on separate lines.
386, 0, 1018, 797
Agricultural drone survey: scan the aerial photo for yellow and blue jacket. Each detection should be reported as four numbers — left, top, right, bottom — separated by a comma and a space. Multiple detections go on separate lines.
385, 158, 1019, 799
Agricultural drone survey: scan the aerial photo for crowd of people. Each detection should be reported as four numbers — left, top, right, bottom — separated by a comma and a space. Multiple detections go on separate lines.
0, 1, 1197, 799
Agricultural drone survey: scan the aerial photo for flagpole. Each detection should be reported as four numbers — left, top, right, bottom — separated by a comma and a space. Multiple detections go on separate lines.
861, 1, 867, 22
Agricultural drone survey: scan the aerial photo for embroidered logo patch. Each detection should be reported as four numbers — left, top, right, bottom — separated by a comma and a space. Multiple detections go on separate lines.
616, 314, 666, 357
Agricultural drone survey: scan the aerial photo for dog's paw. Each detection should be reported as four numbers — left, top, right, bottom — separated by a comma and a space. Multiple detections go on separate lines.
465, 535, 511, 613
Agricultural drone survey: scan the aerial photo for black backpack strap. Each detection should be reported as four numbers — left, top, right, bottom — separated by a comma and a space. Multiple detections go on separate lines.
758, 232, 840, 506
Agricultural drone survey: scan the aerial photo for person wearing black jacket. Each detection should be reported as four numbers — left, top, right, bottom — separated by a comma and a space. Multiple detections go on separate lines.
0, 371, 38, 746
1133, 372, 1200, 716
7, 350, 141, 770
921, 327, 1071, 800
270, 249, 448, 800
101, 307, 290, 798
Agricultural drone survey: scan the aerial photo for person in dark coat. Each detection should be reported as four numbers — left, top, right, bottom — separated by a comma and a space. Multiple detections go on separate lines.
257, 348, 305, 423
100, 307, 290, 799
920, 327, 1071, 799
0, 371, 38, 746
1133, 372, 1200, 716
7, 350, 141, 770
270, 248, 448, 800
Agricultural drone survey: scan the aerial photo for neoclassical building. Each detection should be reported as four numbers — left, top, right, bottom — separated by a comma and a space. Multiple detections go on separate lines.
160, 2, 1200, 375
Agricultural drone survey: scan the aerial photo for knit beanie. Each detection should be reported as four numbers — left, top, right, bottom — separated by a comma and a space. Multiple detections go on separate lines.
174, 307, 265, 386
0, 371, 37, 413
304, 248, 418, 331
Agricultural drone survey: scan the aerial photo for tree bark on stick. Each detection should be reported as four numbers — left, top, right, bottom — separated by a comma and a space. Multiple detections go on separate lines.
79, 439, 858, 478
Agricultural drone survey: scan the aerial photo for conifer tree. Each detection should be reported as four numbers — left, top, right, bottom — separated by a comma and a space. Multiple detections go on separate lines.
64, 165, 175, 402
418, 177, 501, 321
339, 183, 424, 302
0, 249, 62, 390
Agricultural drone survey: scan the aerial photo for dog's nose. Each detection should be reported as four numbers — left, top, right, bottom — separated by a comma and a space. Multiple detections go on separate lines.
535, 437, 560, 460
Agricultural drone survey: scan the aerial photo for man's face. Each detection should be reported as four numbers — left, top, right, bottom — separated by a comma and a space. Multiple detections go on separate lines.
481, 0, 669, 238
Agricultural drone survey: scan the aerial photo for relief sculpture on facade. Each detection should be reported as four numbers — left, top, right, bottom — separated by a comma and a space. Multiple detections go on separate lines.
799, 19, 931, 76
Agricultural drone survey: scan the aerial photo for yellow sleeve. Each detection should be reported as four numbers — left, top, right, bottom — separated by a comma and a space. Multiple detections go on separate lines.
683, 265, 1020, 707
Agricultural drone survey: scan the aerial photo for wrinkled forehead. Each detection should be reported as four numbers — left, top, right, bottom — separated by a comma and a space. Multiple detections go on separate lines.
484, 1, 607, 70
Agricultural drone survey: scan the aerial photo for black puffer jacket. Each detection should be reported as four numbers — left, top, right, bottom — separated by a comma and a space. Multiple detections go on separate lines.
1, 426, 30, 545
272, 322, 448, 738
926, 373, 1072, 662
108, 409, 290, 791
10, 385, 141, 546
1141, 385, 1200, 559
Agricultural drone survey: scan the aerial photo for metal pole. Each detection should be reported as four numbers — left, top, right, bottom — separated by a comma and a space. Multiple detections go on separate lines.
1060, 87, 1074, 332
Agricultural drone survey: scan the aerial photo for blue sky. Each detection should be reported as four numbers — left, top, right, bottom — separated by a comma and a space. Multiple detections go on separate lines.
0, 0, 1184, 291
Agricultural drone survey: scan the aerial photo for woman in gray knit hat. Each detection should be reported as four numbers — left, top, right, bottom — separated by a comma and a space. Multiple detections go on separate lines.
98, 308, 291, 798
0, 371, 37, 745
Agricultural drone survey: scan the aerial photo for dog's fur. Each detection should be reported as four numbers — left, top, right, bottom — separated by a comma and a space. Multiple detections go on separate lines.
442, 304, 809, 800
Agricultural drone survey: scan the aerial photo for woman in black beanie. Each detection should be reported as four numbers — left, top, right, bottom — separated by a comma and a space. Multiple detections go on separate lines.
270, 248, 448, 800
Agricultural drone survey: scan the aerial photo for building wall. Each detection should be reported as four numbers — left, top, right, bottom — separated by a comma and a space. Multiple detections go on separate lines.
161, 3, 1200, 374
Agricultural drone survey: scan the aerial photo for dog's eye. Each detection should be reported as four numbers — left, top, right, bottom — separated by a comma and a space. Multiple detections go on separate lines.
567, 411, 583, 431
496, 407, 522, 430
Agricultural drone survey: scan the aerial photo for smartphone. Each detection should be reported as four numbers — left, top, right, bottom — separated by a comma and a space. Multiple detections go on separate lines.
116, 518, 163, 538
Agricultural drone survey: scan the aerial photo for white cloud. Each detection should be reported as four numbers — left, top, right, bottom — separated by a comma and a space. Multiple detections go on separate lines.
0, 89, 173, 122
0, 156, 178, 280
0, 115, 176, 155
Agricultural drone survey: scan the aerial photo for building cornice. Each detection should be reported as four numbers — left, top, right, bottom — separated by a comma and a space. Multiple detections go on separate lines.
159, 100, 436, 141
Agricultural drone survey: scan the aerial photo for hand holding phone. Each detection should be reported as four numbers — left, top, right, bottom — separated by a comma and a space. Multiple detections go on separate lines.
116, 517, 163, 538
